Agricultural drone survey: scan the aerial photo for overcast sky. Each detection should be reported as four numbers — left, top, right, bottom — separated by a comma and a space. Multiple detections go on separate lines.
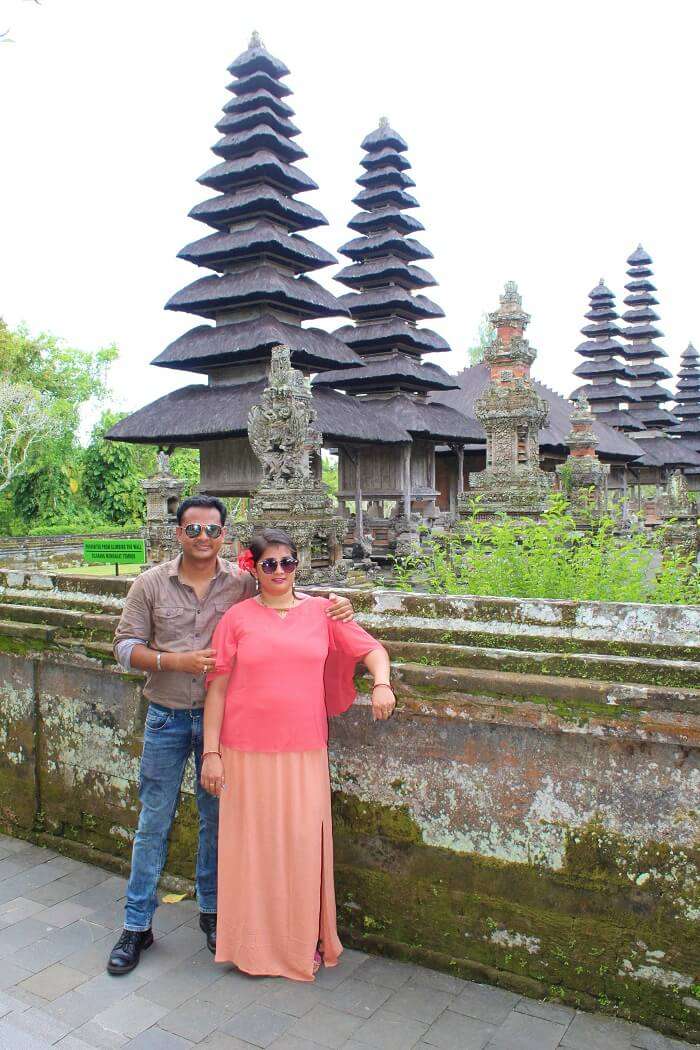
1, 0, 698, 425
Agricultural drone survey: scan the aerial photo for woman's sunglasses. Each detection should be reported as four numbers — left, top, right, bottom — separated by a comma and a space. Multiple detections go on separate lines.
182, 523, 223, 539
259, 556, 298, 574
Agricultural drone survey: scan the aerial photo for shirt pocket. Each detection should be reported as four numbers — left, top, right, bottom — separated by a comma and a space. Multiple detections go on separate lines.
153, 606, 195, 647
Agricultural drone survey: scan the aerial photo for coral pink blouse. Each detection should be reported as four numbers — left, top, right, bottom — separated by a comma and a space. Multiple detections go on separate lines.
208, 596, 383, 752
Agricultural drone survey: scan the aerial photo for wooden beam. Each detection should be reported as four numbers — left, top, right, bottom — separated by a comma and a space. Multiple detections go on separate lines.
403, 444, 412, 518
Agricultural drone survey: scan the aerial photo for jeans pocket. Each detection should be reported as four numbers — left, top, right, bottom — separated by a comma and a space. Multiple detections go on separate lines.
145, 706, 173, 732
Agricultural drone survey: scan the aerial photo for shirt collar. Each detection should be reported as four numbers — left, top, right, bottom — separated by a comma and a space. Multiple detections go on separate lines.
168, 553, 225, 580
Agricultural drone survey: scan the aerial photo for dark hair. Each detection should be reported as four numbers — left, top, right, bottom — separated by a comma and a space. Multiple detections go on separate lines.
176, 495, 227, 525
248, 527, 297, 563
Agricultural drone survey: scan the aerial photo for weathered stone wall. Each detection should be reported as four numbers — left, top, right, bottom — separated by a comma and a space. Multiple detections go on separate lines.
0, 571, 697, 1040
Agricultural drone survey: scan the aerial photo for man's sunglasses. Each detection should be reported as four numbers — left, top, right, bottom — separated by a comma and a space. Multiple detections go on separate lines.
260, 556, 298, 574
182, 523, 223, 539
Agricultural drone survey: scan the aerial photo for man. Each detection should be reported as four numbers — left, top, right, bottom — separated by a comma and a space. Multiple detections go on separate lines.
108, 495, 354, 975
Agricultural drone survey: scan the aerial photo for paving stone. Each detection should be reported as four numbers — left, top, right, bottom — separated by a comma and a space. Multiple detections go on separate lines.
0, 1015, 56, 1049
383, 986, 454, 1025
201, 1033, 262, 1049
138, 950, 221, 1010
19, 962, 89, 1001
62, 932, 121, 978
125, 1028, 196, 1048
16, 846, 60, 865
93, 993, 169, 1038
0, 854, 42, 879
132, 927, 204, 983
7, 985, 53, 1010
0, 988, 32, 1016
405, 971, 467, 997
46, 918, 116, 954
26, 878, 88, 907
515, 997, 576, 1026
90, 901, 131, 930
485, 1009, 566, 1049
196, 972, 270, 1013
13, 935, 81, 974
158, 995, 234, 1042
70, 878, 128, 910
258, 982, 321, 1018
312, 949, 369, 991
221, 1004, 294, 1048
319, 977, 392, 1018
266, 1037, 323, 1050
0, 1004, 73, 1044
57, 1036, 97, 1049
0, 834, 34, 853
631, 1028, 693, 1049
451, 983, 521, 1025
45, 988, 104, 1028
352, 1007, 428, 1050
0, 958, 33, 989
75, 970, 152, 1012
38, 901, 96, 928
0, 895, 47, 925
287, 1003, 363, 1048
70, 1020, 129, 1048
0, 915, 57, 957
353, 957, 418, 991
152, 901, 199, 934
423, 1009, 496, 1050
561, 1010, 636, 1049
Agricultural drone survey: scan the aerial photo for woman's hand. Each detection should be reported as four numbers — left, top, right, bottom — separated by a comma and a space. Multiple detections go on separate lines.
371, 684, 396, 722
326, 593, 354, 622
201, 753, 225, 796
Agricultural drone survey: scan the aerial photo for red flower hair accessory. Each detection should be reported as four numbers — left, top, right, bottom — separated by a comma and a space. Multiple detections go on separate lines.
237, 548, 255, 574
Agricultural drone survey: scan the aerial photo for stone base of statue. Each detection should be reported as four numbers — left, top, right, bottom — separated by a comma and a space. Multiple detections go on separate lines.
556, 456, 610, 526
460, 468, 552, 519
141, 455, 185, 564
391, 513, 423, 556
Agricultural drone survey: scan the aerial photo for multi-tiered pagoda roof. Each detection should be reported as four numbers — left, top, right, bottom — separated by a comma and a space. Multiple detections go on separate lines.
569, 280, 643, 432
108, 34, 366, 448
618, 246, 680, 432
669, 342, 700, 452
313, 119, 475, 443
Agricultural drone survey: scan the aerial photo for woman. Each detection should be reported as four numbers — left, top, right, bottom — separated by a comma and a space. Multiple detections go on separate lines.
201, 527, 394, 982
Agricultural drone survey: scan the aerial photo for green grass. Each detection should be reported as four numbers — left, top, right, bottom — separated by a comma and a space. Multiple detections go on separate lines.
54, 563, 142, 577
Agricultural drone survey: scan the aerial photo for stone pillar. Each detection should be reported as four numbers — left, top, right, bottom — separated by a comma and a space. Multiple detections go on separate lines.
556, 396, 610, 523
460, 282, 552, 519
236, 345, 348, 583
140, 451, 185, 564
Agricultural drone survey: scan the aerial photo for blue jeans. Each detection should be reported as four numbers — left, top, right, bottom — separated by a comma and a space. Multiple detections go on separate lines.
124, 704, 218, 931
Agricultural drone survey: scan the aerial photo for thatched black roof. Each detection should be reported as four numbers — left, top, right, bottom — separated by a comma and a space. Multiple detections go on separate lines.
361, 122, 408, 152
621, 340, 668, 360
228, 70, 291, 99
152, 316, 363, 373
339, 231, 432, 263
189, 186, 327, 232
629, 436, 700, 469
334, 319, 450, 356
628, 381, 674, 402
674, 402, 700, 417
381, 395, 482, 442
348, 207, 425, 235
575, 337, 626, 357
624, 290, 658, 308
595, 410, 647, 432
625, 361, 672, 380
573, 358, 635, 379
106, 381, 412, 446
212, 126, 306, 163
198, 150, 318, 194
622, 306, 661, 325
178, 222, 336, 274
627, 244, 653, 268
360, 147, 411, 171
227, 36, 290, 79
569, 382, 641, 403
589, 280, 615, 300
629, 406, 680, 428
620, 323, 664, 342
216, 106, 300, 139
625, 277, 656, 294
352, 186, 419, 211
222, 88, 294, 119
312, 353, 458, 393
166, 266, 347, 321
356, 168, 416, 190
581, 320, 622, 339
339, 287, 444, 322
335, 258, 436, 291
435, 362, 643, 461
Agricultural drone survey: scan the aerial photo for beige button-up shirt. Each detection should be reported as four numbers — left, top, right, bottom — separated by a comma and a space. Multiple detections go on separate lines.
114, 555, 256, 710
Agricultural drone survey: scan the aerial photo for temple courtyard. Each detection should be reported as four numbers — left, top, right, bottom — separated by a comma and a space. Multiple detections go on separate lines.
0, 835, 691, 1050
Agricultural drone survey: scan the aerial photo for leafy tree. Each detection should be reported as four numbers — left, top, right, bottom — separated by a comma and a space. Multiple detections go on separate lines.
467, 313, 496, 365
82, 411, 146, 525
0, 380, 61, 494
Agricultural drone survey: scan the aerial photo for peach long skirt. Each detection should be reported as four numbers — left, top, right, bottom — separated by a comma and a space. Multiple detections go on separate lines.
216, 746, 343, 981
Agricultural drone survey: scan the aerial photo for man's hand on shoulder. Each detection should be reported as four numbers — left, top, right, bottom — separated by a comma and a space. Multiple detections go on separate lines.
326, 592, 354, 623
172, 649, 218, 675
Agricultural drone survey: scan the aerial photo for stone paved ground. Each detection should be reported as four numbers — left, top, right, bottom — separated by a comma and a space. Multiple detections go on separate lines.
0, 835, 693, 1050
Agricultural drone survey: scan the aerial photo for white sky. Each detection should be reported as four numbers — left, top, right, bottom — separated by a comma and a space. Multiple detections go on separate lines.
1, 0, 699, 424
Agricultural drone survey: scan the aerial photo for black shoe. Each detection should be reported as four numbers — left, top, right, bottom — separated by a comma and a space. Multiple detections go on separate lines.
199, 912, 217, 954
107, 928, 154, 975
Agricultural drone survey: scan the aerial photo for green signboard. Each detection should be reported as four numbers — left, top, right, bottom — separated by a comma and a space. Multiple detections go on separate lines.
83, 538, 146, 573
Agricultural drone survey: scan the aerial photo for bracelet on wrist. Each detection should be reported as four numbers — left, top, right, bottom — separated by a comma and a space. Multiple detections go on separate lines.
372, 682, 392, 691
202, 751, 221, 760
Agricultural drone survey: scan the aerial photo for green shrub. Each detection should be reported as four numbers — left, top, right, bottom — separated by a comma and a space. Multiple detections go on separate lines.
393, 495, 700, 605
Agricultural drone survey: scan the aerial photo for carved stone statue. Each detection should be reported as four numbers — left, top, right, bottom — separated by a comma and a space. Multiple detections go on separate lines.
237, 346, 348, 582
